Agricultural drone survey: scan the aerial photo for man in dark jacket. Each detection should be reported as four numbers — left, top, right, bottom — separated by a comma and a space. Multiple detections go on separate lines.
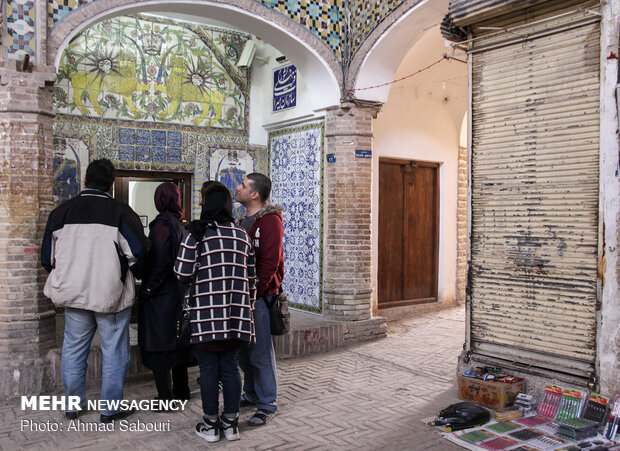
235, 173, 284, 426
41, 159, 149, 423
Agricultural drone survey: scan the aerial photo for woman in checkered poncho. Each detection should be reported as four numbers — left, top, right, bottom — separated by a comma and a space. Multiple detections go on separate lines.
174, 181, 256, 442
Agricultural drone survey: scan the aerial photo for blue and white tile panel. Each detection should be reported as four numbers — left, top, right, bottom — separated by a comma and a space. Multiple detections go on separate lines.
269, 122, 323, 313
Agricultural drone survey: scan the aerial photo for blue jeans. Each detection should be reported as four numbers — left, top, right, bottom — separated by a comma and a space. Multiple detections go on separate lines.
62, 307, 131, 416
194, 347, 241, 417
237, 295, 278, 412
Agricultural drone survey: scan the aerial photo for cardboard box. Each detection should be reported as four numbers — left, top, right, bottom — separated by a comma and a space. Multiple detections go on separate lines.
458, 374, 526, 410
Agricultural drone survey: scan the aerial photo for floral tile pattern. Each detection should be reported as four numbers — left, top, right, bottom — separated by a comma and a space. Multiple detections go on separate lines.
269, 122, 324, 313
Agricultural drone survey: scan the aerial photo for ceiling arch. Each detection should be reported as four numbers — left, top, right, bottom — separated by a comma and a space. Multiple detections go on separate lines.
348, 0, 449, 103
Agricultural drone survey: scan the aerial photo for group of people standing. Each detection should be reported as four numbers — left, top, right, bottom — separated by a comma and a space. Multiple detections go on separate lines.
41, 158, 285, 443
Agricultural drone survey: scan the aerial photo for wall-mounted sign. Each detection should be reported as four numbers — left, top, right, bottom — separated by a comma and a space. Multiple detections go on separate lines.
273, 65, 297, 112
355, 149, 372, 158
326, 153, 336, 163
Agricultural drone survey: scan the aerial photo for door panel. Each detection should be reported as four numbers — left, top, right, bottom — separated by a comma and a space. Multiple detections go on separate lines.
378, 159, 439, 308
378, 162, 405, 302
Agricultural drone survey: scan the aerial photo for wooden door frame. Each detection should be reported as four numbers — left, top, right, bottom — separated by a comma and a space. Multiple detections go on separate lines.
114, 170, 192, 215
378, 157, 440, 308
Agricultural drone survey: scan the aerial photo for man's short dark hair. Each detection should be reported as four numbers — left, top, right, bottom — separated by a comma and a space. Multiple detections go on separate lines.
247, 173, 271, 203
85, 159, 116, 192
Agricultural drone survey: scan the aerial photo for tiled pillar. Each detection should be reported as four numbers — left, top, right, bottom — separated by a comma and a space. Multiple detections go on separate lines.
323, 101, 380, 321
0, 60, 57, 396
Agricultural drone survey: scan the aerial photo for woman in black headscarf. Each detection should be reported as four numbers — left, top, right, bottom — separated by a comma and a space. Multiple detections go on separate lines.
139, 182, 192, 402
175, 182, 256, 442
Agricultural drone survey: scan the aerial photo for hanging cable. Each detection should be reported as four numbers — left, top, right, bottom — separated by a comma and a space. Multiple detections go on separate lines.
347, 56, 447, 92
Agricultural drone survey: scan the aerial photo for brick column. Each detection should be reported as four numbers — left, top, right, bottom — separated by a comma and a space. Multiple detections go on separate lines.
456, 145, 467, 305
0, 60, 57, 396
323, 102, 380, 321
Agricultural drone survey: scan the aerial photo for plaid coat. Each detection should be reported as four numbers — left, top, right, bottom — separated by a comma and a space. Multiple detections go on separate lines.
174, 222, 256, 344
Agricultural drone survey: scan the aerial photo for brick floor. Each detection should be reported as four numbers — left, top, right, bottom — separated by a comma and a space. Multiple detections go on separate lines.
1, 306, 466, 450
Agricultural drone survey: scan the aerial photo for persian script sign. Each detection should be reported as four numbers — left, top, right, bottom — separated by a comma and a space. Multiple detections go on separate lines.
273, 65, 297, 112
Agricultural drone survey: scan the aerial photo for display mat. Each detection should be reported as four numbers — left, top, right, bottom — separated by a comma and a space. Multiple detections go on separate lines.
441, 415, 618, 451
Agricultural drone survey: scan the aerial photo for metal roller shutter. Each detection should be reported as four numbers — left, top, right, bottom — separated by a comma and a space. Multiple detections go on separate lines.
468, 5, 600, 378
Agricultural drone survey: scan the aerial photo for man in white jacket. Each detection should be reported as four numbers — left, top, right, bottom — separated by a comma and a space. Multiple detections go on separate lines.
41, 159, 149, 423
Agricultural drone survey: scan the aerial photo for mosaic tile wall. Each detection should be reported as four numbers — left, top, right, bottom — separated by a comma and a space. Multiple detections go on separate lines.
255, 0, 344, 58
38, 0, 407, 63
4, 0, 36, 59
348, 0, 407, 57
52, 119, 267, 216
3, 0, 409, 62
269, 122, 324, 313
55, 15, 249, 129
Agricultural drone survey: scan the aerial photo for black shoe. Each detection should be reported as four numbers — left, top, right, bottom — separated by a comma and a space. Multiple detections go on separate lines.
239, 394, 254, 408
65, 411, 79, 420
100, 408, 135, 423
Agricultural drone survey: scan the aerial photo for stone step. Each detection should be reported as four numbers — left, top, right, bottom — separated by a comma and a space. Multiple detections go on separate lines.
51, 309, 388, 388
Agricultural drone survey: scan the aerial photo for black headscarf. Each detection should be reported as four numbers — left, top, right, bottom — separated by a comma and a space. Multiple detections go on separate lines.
187, 181, 234, 241
154, 182, 184, 220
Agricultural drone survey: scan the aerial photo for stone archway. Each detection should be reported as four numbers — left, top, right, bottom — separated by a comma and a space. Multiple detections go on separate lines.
347, 0, 449, 103
47, 0, 342, 110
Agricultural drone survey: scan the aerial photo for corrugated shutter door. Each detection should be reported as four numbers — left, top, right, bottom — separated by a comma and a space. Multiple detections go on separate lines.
469, 7, 600, 377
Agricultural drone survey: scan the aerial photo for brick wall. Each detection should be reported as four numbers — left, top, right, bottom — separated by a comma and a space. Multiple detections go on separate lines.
323, 102, 379, 321
0, 61, 57, 396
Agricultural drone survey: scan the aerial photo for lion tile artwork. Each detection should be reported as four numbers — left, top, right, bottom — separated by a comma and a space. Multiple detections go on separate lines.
54, 15, 247, 128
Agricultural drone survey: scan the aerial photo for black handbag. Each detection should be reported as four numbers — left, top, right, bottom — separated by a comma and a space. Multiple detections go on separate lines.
176, 260, 200, 344
267, 287, 290, 336
176, 308, 191, 344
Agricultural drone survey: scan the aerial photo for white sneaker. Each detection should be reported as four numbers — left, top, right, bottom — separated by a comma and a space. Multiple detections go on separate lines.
220, 414, 240, 441
196, 418, 220, 442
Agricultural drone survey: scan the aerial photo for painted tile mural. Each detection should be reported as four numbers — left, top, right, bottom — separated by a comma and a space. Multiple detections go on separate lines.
210, 148, 254, 220
54, 15, 249, 129
269, 122, 323, 313
52, 136, 90, 206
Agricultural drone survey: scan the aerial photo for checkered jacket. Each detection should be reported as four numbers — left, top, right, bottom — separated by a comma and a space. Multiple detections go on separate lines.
174, 222, 256, 344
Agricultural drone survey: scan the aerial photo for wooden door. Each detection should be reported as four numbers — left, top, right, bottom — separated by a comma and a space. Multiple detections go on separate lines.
378, 158, 439, 308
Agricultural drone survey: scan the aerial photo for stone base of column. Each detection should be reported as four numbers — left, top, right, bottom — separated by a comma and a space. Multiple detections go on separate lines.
323, 289, 373, 321
0, 353, 57, 398
273, 311, 387, 358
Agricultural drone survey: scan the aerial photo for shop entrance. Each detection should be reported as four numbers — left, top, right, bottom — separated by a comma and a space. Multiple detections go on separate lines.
378, 158, 439, 308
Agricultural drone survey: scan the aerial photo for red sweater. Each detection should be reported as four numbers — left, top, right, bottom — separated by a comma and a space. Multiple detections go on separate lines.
249, 204, 284, 297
